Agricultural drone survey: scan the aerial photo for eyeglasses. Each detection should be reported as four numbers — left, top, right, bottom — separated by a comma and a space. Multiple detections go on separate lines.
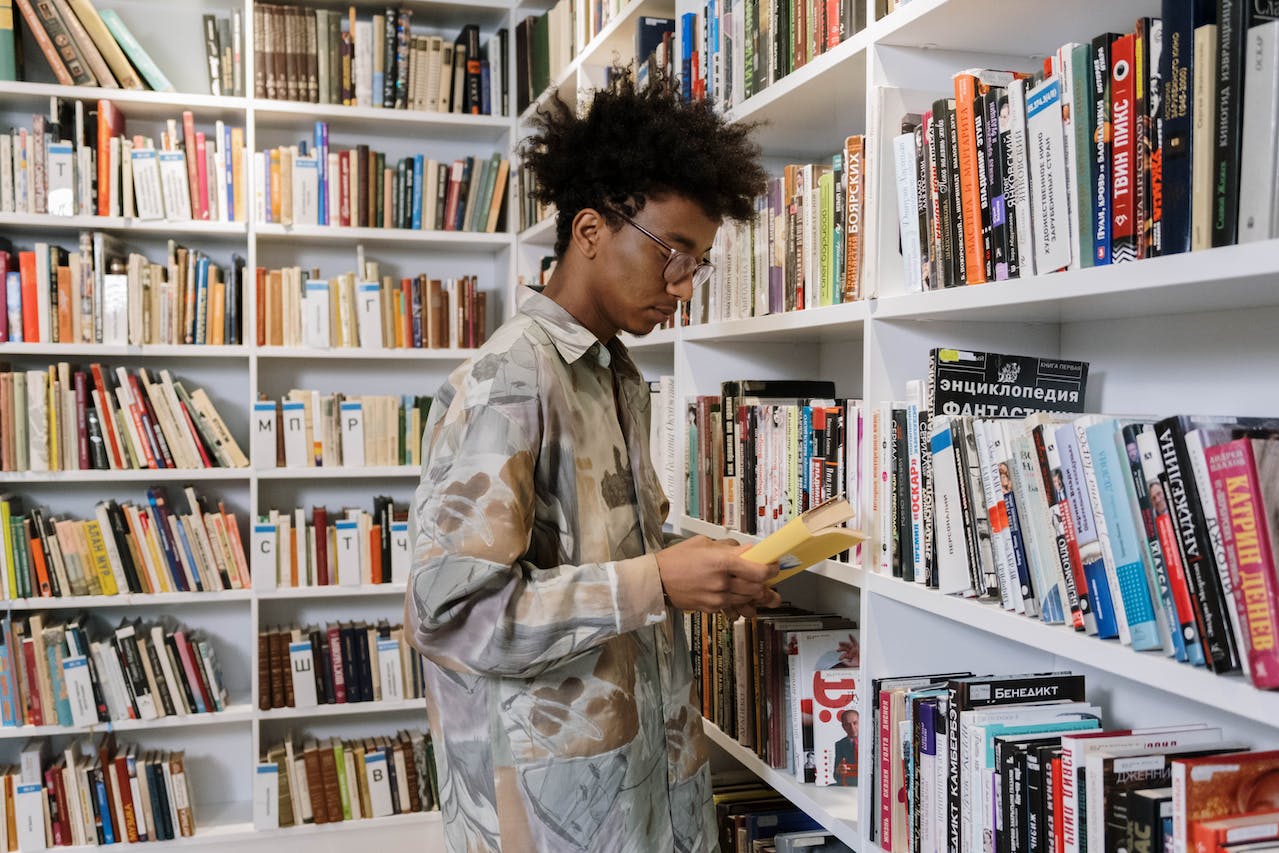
617, 213, 715, 290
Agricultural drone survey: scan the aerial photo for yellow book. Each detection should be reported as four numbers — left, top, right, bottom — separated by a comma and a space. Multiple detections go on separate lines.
47, 366, 59, 472
744, 495, 866, 586
0, 499, 14, 599
84, 519, 119, 596
230, 127, 246, 222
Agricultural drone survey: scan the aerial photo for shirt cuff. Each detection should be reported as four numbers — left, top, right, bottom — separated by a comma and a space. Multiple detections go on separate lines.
611, 553, 668, 634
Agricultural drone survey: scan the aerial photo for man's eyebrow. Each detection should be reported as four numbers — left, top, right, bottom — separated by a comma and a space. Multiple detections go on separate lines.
666, 230, 712, 256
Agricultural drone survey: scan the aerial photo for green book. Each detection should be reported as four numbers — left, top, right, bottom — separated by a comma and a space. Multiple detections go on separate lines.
98, 9, 175, 92
818, 169, 834, 306
332, 739, 352, 820
0, 0, 16, 81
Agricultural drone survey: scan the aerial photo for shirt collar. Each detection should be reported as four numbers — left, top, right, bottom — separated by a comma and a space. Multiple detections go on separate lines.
519, 287, 619, 369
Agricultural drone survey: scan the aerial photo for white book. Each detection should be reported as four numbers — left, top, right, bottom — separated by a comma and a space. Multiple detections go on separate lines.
46, 141, 74, 215
253, 151, 267, 223
27, 371, 49, 472
391, 520, 410, 582
377, 637, 402, 700
292, 156, 319, 225
77, 146, 93, 216
101, 268, 129, 346
108, 136, 121, 216
63, 655, 98, 726
288, 641, 318, 707
365, 750, 394, 817
212, 149, 227, 222
301, 279, 330, 348
250, 523, 277, 591
252, 400, 277, 470
1239, 21, 1279, 243
326, 152, 340, 226
281, 400, 309, 467
355, 20, 373, 107
34, 242, 51, 342
0, 134, 12, 212
928, 415, 971, 594
19, 129, 31, 213
334, 519, 361, 586
891, 132, 922, 293
356, 282, 383, 348
15, 783, 45, 851
158, 151, 193, 221
130, 148, 165, 220
253, 764, 279, 830
339, 401, 365, 467
120, 138, 135, 218
1025, 76, 1072, 273
1191, 24, 1218, 251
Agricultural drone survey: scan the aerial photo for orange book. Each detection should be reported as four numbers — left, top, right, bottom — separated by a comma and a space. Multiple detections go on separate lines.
181, 111, 203, 221
267, 268, 283, 346
383, 168, 394, 229
369, 524, 380, 584
209, 279, 226, 345
255, 267, 267, 346
289, 523, 298, 587
18, 252, 38, 343
392, 288, 404, 348
56, 265, 73, 342
4, 772, 15, 849
96, 101, 125, 217
843, 135, 865, 302
26, 518, 52, 597
400, 278, 412, 348
269, 149, 282, 224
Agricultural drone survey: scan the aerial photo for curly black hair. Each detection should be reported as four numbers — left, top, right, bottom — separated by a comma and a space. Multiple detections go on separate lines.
519, 67, 768, 258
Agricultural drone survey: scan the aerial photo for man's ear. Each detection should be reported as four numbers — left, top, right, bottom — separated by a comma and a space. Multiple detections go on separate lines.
570, 208, 606, 260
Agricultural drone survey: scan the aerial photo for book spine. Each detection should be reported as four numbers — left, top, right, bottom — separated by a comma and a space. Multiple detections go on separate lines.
1111, 34, 1138, 263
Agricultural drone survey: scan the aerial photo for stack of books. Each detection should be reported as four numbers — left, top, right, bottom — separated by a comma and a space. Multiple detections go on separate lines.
0, 486, 250, 599
251, 497, 408, 590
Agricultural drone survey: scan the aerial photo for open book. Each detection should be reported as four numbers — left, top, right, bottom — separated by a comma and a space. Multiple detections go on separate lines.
743, 496, 866, 585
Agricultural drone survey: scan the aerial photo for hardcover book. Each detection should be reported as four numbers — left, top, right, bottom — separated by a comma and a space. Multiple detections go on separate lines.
928, 348, 1090, 418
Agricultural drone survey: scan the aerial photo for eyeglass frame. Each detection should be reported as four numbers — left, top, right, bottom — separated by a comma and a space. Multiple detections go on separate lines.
615, 212, 715, 290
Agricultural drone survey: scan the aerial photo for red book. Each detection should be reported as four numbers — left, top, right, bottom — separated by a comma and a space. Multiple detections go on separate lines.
173, 393, 214, 468
112, 754, 139, 842
96, 100, 125, 217
1110, 34, 1137, 263
18, 252, 38, 343
45, 766, 68, 846
400, 278, 412, 347
195, 131, 210, 223
1051, 754, 1066, 853
181, 111, 203, 221
0, 250, 9, 342
826, 0, 840, 50
313, 506, 329, 586
1192, 811, 1279, 853
173, 631, 214, 713
20, 637, 43, 725
326, 625, 345, 703
339, 151, 351, 227
126, 372, 172, 468
1206, 438, 1279, 688
90, 365, 126, 469
443, 160, 464, 232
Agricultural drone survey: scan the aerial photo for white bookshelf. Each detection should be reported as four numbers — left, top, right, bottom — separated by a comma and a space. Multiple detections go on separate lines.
638, 0, 1279, 849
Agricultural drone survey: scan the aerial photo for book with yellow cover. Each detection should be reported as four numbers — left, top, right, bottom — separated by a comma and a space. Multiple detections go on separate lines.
744, 496, 865, 585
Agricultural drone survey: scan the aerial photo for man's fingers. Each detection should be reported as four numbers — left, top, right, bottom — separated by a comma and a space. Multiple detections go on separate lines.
728, 558, 779, 584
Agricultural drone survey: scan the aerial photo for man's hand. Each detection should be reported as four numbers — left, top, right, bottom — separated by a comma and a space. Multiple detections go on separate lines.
655, 535, 783, 619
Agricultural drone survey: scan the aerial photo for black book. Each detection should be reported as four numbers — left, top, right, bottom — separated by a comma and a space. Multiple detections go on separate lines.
997, 735, 1060, 853
944, 672, 1087, 853
435, 162, 449, 230
972, 91, 995, 281
338, 622, 358, 702
514, 19, 531, 112
382, 7, 398, 108
149, 758, 174, 839
163, 633, 198, 714
891, 407, 909, 581
996, 93, 1021, 280
981, 90, 1009, 280
946, 100, 968, 287
928, 348, 1090, 418
356, 623, 374, 701
1092, 33, 1119, 266
929, 101, 956, 288
1137, 18, 1162, 259
385, 741, 403, 813
1024, 744, 1049, 853
953, 417, 993, 596
140, 632, 178, 717
85, 404, 109, 469
113, 624, 150, 716
1125, 786, 1172, 853
461, 25, 483, 114
1159, 0, 1214, 256
309, 629, 332, 704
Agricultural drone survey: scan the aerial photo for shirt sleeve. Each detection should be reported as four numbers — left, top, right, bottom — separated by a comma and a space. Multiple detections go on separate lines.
406, 389, 667, 680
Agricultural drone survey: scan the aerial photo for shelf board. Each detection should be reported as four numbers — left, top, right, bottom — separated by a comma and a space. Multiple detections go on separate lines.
3, 591, 251, 609
0, 343, 249, 359
0, 705, 254, 740
258, 698, 428, 722
619, 326, 678, 351
254, 222, 513, 249
256, 583, 407, 600
518, 216, 557, 247
873, 240, 1279, 324
256, 346, 476, 361
252, 101, 511, 140
677, 516, 864, 589
0, 212, 247, 237
702, 719, 859, 848
0, 81, 249, 121
727, 26, 873, 157
0, 468, 250, 484
230, 809, 440, 844
863, 571, 1279, 729
254, 465, 420, 480
517, 0, 675, 124
681, 300, 869, 344
872, 0, 1162, 58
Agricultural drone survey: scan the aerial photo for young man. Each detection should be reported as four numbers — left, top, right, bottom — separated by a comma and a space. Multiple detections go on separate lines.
407, 71, 773, 851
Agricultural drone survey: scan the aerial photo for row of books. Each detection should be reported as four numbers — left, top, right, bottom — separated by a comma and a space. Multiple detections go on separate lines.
254, 137, 508, 233
515, 166, 552, 233
0, 487, 250, 601
513, 0, 647, 114
870, 669, 1279, 853
251, 392, 430, 471
695, 136, 868, 327
0, 239, 245, 346
0, 615, 228, 729
200, 11, 246, 98
878, 347, 1279, 688
9, 0, 174, 91
689, 606, 859, 787
256, 729, 436, 830
709, 771, 852, 853
258, 620, 425, 711
0, 363, 248, 472
251, 499, 409, 591
889, 9, 1279, 293
684, 380, 864, 543
2, 101, 246, 223
255, 265, 488, 350
0, 735, 195, 849
679, 0, 866, 109
250, 6, 506, 117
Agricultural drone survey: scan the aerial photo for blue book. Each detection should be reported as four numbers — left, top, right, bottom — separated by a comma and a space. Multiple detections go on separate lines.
1087, 420, 1163, 650
0, 630, 15, 726
681, 14, 696, 101
315, 122, 329, 225
1158, 0, 1215, 255
146, 489, 189, 592
1055, 422, 1120, 639
411, 155, 425, 230
45, 643, 72, 726
800, 405, 812, 512
171, 512, 205, 591
194, 256, 210, 344
481, 60, 491, 115
96, 772, 116, 843
223, 122, 234, 222
263, 151, 272, 223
